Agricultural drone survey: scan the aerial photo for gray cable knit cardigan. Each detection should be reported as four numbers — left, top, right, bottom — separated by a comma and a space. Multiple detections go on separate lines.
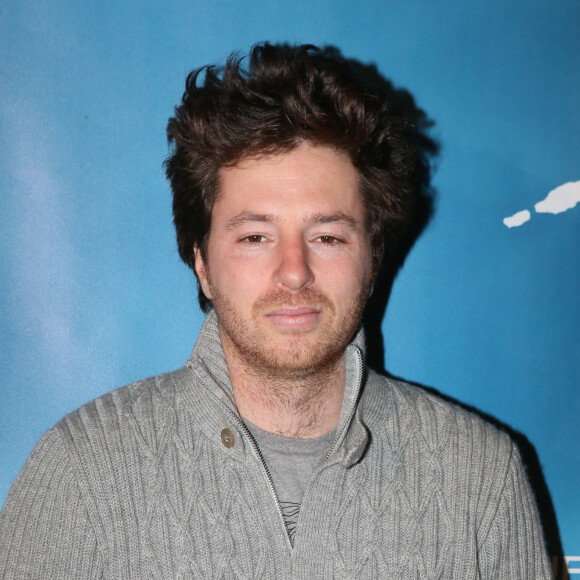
0, 312, 551, 579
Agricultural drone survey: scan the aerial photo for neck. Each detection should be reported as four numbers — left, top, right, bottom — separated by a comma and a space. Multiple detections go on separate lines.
221, 336, 346, 439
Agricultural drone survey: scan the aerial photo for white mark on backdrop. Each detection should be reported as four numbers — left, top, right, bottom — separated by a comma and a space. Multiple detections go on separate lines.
503, 210, 531, 228
503, 180, 580, 228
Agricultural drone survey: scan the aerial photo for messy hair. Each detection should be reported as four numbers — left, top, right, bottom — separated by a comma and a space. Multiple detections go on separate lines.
165, 43, 434, 312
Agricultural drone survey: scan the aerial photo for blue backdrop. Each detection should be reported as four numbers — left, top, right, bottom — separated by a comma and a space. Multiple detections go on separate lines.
1, 0, 579, 573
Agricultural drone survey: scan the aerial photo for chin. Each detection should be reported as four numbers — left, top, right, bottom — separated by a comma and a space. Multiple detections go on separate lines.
253, 336, 345, 375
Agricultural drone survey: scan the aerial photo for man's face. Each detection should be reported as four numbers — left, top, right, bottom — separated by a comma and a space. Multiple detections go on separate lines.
195, 142, 373, 377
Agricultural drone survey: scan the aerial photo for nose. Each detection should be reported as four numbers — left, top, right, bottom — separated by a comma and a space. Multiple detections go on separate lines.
273, 238, 314, 291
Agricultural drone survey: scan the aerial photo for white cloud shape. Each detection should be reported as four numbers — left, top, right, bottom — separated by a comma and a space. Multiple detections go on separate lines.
504, 179, 579, 228
503, 209, 531, 228
534, 180, 580, 214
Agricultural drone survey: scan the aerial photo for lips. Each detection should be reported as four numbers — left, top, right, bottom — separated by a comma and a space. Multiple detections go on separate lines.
264, 306, 322, 329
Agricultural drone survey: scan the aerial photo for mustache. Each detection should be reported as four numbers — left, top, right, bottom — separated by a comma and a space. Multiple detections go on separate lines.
252, 288, 334, 314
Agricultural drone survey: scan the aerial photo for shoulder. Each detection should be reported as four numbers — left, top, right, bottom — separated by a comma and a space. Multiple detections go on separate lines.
362, 369, 517, 470
54, 366, 193, 458
63, 366, 190, 419
360, 371, 532, 521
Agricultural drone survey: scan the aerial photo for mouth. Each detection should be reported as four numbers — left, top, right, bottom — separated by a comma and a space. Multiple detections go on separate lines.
264, 306, 322, 330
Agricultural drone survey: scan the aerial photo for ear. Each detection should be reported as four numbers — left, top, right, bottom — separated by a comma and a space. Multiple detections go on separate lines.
194, 246, 213, 300
366, 261, 377, 299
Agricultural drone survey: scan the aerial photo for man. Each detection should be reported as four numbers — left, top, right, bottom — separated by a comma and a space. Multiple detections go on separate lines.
0, 43, 551, 578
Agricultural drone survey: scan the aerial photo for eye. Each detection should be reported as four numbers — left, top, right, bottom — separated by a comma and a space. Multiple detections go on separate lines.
316, 235, 340, 244
242, 235, 267, 244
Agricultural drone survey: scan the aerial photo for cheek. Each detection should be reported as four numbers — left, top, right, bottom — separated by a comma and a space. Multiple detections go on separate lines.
319, 256, 370, 294
211, 255, 266, 298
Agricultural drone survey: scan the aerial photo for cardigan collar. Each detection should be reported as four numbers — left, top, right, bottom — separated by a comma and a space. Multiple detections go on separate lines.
187, 309, 369, 466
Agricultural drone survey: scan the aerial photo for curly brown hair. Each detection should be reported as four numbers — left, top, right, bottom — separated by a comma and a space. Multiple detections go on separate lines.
165, 43, 435, 312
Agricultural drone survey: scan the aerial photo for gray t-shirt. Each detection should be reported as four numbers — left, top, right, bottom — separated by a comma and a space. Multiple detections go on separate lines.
245, 420, 336, 545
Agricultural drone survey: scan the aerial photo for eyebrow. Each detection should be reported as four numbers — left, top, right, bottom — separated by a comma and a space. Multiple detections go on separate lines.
225, 212, 274, 231
309, 212, 359, 231
225, 211, 360, 231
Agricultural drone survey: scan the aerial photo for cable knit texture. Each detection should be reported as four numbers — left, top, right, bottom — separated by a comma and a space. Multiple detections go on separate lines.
0, 311, 551, 579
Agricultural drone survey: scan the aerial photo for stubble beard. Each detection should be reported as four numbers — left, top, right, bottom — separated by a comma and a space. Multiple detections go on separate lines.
210, 285, 367, 382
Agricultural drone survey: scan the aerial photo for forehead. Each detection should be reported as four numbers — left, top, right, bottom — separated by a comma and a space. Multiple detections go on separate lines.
214, 143, 363, 220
